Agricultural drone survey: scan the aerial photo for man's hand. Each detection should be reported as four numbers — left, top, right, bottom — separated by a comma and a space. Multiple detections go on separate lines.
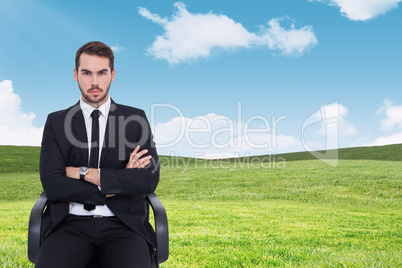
126, 145, 152, 169
66, 166, 80, 179
66, 166, 112, 198
85, 168, 100, 186
65, 167, 100, 186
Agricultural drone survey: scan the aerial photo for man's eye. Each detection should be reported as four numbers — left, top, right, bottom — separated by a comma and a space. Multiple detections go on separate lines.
99, 72, 106, 76
83, 72, 90, 76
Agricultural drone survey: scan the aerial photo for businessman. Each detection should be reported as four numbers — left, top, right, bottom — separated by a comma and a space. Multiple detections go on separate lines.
35, 41, 159, 267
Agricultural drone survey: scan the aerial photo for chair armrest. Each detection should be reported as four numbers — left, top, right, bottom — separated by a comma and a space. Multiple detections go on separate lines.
28, 192, 48, 263
146, 193, 169, 264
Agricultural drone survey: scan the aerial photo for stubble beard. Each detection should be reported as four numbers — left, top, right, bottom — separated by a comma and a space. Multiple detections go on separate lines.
79, 82, 111, 107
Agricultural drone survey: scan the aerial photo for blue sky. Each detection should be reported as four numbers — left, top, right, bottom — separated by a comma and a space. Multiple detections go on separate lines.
0, 0, 401, 158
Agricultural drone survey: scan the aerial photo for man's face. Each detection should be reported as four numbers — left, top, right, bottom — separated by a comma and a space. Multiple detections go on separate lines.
74, 53, 115, 108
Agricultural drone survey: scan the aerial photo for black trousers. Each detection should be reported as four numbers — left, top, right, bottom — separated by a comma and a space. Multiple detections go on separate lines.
35, 214, 152, 268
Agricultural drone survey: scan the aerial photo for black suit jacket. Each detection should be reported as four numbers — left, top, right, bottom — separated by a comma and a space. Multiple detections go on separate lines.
39, 99, 160, 247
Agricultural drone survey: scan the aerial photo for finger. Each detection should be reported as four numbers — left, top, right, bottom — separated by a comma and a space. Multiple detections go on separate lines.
126, 158, 138, 169
133, 145, 140, 154
137, 155, 152, 168
129, 146, 140, 162
126, 158, 137, 168
137, 159, 150, 168
131, 149, 149, 164
128, 160, 149, 168
141, 160, 150, 168
136, 149, 149, 159
129, 155, 150, 168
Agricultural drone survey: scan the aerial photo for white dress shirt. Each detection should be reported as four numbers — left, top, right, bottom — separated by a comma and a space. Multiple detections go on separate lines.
69, 97, 115, 217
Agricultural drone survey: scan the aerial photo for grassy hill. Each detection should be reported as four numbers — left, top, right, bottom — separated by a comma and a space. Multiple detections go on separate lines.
229, 143, 402, 163
0, 143, 401, 174
0, 145, 40, 173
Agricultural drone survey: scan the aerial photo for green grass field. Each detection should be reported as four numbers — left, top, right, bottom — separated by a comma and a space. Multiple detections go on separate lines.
0, 145, 401, 267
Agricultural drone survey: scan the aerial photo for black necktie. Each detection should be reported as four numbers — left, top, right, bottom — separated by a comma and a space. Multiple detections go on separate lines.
89, 109, 100, 169
84, 110, 100, 211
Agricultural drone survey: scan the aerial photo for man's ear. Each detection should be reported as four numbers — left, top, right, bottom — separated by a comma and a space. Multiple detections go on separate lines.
111, 69, 116, 82
74, 68, 78, 82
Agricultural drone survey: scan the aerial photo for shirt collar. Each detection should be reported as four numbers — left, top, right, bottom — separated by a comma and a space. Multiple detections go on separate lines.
79, 97, 111, 119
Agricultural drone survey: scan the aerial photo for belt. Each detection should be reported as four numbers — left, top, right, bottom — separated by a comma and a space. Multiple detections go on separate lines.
69, 214, 117, 219
93, 215, 113, 218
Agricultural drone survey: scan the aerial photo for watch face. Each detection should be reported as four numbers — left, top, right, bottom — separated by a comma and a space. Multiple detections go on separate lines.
80, 167, 88, 174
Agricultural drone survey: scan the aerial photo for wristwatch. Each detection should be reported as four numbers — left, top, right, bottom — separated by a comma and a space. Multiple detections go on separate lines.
79, 166, 89, 181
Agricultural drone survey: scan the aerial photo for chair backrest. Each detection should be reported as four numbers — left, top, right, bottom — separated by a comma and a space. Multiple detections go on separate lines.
27, 192, 169, 267
27, 192, 47, 263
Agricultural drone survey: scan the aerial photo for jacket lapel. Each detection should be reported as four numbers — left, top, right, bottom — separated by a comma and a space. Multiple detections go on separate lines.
70, 103, 89, 166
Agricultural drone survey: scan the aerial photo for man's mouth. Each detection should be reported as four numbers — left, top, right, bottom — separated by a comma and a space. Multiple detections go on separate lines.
89, 89, 102, 94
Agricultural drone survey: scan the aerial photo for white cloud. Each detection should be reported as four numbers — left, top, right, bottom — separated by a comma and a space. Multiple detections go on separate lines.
308, 102, 357, 138
257, 17, 318, 56
319, 102, 357, 136
152, 113, 301, 158
139, 2, 318, 64
110, 44, 127, 53
138, 7, 169, 25
309, 0, 401, 21
301, 101, 357, 152
372, 132, 402, 146
378, 99, 402, 131
0, 80, 43, 146
371, 100, 402, 146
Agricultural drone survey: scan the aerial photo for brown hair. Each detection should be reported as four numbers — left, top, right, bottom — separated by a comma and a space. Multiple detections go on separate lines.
75, 41, 115, 71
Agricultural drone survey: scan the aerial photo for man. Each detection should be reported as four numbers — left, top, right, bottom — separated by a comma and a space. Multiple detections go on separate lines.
35, 41, 159, 268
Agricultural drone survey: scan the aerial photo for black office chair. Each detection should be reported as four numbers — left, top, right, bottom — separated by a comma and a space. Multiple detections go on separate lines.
28, 192, 169, 267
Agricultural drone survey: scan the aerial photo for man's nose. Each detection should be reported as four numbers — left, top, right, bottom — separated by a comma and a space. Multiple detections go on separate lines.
91, 74, 99, 86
